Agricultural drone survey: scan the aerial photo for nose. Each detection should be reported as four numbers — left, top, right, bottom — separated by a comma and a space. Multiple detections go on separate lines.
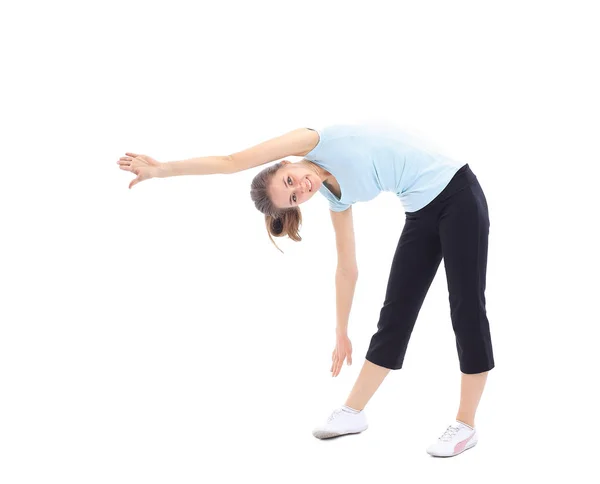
298, 178, 307, 194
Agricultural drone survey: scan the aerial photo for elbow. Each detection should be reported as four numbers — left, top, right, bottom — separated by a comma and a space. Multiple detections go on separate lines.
223, 154, 236, 174
337, 267, 358, 279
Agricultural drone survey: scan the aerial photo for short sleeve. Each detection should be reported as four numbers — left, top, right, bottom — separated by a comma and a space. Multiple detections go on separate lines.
306, 125, 351, 212
329, 200, 351, 212
304, 127, 324, 160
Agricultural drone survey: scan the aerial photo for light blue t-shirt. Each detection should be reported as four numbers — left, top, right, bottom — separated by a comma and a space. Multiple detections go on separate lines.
303, 124, 466, 212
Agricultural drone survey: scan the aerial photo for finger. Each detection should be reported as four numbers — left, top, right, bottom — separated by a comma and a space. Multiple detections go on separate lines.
126, 152, 149, 163
333, 354, 343, 377
129, 177, 140, 189
334, 357, 343, 377
348, 352, 352, 366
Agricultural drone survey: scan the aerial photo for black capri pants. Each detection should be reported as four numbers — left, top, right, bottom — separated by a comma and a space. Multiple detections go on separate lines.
365, 163, 495, 374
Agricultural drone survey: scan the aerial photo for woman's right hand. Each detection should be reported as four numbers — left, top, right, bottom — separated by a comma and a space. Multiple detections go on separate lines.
117, 152, 163, 189
331, 332, 353, 377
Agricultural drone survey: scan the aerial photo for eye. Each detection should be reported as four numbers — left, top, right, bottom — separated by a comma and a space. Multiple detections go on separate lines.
288, 176, 297, 204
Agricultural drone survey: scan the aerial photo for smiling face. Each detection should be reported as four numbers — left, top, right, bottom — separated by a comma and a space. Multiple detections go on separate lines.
268, 160, 326, 210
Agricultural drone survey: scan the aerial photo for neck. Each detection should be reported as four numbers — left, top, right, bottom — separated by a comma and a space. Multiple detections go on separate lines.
304, 160, 331, 183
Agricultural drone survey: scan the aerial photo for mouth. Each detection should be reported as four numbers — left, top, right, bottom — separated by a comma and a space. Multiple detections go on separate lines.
305, 176, 313, 192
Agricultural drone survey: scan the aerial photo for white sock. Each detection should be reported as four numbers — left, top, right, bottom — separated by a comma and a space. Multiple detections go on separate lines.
342, 405, 360, 414
456, 420, 474, 430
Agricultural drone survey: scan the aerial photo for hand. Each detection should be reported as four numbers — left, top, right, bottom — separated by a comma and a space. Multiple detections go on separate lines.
330, 332, 353, 377
117, 152, 163, 189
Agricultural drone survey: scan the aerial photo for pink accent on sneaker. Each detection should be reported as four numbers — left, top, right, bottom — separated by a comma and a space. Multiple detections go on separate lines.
453, 433, 474, 454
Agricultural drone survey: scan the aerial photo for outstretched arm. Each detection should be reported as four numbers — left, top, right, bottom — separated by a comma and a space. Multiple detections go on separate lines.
158, 127, 318, 177
226, 127, 318, 173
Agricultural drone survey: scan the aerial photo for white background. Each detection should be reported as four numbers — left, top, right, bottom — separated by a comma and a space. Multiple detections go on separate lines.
1, 0, 599, 482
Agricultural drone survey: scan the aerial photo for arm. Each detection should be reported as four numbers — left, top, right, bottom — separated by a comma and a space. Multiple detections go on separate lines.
157, 127, 319, 177
330, 207, 359, 335
335, 270, 358, 335
158, 155, 231, 177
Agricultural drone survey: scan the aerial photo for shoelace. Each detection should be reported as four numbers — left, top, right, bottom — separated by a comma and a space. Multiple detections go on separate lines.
327, 409, 344, 423
439, 425, 461, 441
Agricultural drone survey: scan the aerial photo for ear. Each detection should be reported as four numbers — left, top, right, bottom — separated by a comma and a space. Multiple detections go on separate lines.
281, 159, 291, 166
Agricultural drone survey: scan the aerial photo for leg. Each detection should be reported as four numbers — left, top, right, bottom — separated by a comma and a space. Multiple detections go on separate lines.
439, 180, 494, 375
456, 371, 488, 427
422, 168, 495, 457
312, 213, 443, 440
344, 359, 391, 411
426, 371, 488, 457
365, 212, 443, 370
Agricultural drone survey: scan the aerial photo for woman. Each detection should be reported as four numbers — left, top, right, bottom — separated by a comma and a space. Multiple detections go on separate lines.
117, 123, 494, 457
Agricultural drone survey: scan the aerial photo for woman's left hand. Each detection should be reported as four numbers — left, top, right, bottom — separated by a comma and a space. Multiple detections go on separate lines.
117, 152, 163, 189
331, 332, 353, 377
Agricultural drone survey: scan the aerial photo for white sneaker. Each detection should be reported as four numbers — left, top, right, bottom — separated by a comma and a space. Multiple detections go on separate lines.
312, 407, 368, 439
426, 421, 478, 457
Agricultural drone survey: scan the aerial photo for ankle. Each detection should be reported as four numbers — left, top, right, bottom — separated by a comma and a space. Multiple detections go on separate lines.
343, 403, 364, 412
456, 415, 475, 428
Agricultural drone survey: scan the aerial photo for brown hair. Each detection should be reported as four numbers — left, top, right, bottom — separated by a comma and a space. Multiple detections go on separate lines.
250, 161, 302, 254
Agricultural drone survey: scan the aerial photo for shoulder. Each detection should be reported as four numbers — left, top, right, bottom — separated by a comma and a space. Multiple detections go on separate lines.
304, 124, 364, 153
